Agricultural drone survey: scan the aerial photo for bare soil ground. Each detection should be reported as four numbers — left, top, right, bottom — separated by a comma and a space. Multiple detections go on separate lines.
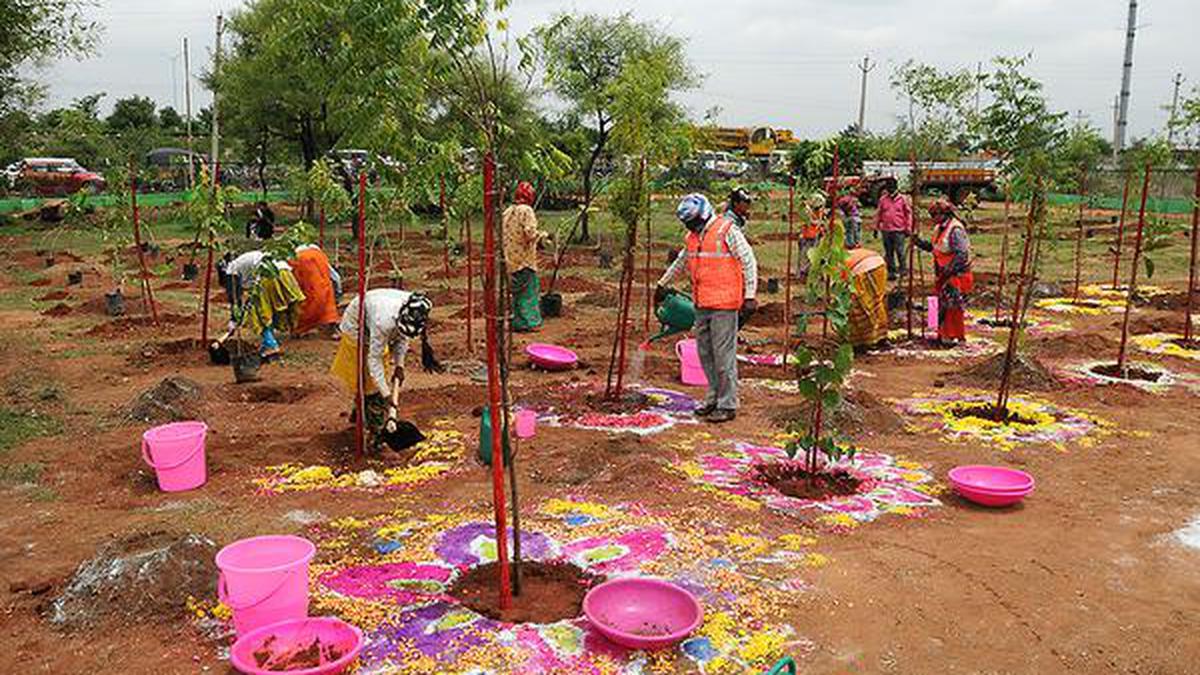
1, 206, 1199, 674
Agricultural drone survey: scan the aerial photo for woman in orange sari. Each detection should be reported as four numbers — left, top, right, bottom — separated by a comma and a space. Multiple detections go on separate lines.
289, 244, 341, 335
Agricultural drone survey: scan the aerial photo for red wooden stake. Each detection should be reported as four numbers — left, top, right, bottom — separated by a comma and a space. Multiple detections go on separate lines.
1111, 173, 1132, 289
1184, 167, 1200, 342
354, 172, 368, 458
1117, 166, 1153, 372
129, 161, 159, 326
482, 152, 512, 611
466, 213, 474, 355
643, 168, 652, 334
782, 177, 796, 368
995, 196, 1010, 323
822, 149, 840, 339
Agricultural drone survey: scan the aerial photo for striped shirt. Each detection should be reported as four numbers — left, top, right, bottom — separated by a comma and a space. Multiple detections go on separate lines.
658, 217, 759, 300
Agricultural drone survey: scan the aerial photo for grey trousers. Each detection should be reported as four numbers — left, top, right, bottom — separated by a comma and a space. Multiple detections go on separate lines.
695, 308, 739, 410
882, 231, 908, 279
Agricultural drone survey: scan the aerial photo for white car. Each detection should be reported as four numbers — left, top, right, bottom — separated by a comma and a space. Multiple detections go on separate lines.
3, 162, 20, 189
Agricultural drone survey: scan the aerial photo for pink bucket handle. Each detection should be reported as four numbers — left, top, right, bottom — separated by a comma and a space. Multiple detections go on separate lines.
675, 340, 685, 360
217, 570, 295, 612
141, 432, 205, 471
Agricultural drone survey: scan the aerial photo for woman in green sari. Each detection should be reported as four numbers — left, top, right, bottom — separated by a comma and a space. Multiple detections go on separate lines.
503, 181, 548, 332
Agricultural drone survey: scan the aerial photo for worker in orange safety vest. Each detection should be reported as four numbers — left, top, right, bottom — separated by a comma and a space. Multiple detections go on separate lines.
656, 193, 759, 424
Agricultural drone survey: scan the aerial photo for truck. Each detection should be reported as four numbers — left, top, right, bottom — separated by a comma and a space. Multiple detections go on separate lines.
857, 159, 1001, 205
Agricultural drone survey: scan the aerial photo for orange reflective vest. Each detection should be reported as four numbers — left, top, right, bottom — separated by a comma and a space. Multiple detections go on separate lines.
686, 216, 745, 310
933, 218, 974, 294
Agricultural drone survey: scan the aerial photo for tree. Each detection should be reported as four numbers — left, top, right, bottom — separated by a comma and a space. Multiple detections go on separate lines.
0, 0, 99, 114
159, 106, 184, 131
890, 59, 978, 158
38, 95, 112, 167
535, 12, 694, 241
107, 96, 159, 130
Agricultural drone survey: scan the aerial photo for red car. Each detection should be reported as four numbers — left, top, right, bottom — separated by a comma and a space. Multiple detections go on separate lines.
11, 158, 107, 196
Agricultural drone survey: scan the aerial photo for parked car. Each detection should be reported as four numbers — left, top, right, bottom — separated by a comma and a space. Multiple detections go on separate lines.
11, 158, 107, 196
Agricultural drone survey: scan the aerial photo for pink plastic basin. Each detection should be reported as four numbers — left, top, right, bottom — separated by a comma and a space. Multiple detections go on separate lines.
949, 465, 1035, 507
949, 465, 1035, 492
526, 343, 578, 370
584, 578, 702, 650
230, 617, 363, 675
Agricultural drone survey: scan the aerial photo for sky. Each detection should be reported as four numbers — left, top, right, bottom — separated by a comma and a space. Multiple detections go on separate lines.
36, 0, 1200, 144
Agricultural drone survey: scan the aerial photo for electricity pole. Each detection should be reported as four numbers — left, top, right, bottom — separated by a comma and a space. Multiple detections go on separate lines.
1116, 0, 1138, 152
1168, 73, 1183, 145
1112, 96, 1120, 158
856, 55, 875, 135
974, 61, 983, 116
184, 37, 194, 189
211, 14, 223, 194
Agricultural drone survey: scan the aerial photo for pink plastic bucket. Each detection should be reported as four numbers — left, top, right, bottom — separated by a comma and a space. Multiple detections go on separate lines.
514, 409, 537, 439
675, 339, 708, 387
217, 535, 316, 637
926, 296, 939, 333
141, 421, 208, 492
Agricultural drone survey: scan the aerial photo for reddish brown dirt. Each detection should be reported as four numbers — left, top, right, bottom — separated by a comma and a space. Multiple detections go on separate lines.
947, 353, 1060, 391
37, 290, 70, 301
253, 635, 346, 671
2, 224, 1200, 674
754, 463, 863, 500
41, 303, 72, 317
448, 561, 601, 624
1090, 363, 1163, 383
951, 403, 1041, 426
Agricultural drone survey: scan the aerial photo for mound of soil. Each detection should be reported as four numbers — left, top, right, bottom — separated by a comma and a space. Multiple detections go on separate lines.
49, 531, 216, 631
946, 352, 1059, 391
448, 561, 601, 624
551, 276, 607, 294
1033, 333, 1119, 360
29, 278, 51, 287
753, 302, 787, 325
754, 463, 863, 501
220, 383, 315, 404
1090, 363, 1163, 383
124, 376, 204, 424
578, 291, 617, 307
128, 338, 203, 365
767, 388, 904, 436
86, 312, 191, 337
951, 403, 1039, 426
41, 303, 73, 317
37, 290, 70, 302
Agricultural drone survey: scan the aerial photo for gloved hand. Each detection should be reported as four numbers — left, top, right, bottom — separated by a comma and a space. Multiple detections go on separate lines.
654, 285, 671, 305
365, 392, 386, 407
385, 405, 398, 433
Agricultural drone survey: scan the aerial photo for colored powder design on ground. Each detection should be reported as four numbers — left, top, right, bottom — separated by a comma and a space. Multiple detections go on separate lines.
533, 386, 699, 436
1033, 296, 1126, 315
1058, 360, 1199, 394
1131, 333, 1200, 361
967, 310, 1071, 337
302, 501, 815, 674
1079, 283, 1169, 300
884, 332, 1002, 361
253, 422, 464, 494
737, 353, 797, 367
673, 444, 940, 531
893, 389, 1114, 452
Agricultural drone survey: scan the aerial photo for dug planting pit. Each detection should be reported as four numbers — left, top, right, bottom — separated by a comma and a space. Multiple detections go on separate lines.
447, 561, 601, 624
753, 463, 863, 502
221, 383, 315, 405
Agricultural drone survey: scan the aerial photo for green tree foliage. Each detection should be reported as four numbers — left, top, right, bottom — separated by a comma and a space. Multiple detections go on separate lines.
1053, 120, 1110, 191
978, 55, 1067, 192
788, 131, 870, 188
37, 95, 112, 167
158, 106, 184, 131
890, 59, 978, 158
535, 12, 694, 240
0, 0, 99, 114
107, 96, 159, 130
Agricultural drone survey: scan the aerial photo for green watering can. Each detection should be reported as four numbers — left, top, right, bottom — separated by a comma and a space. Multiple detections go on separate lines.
764, 657, 797, 675
646, 290, 695, 344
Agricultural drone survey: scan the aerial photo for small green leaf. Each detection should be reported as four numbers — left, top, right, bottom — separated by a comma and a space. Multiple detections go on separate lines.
797, 379, 819, 399
1143, 256, 1155, 279
821, 389, 842, 410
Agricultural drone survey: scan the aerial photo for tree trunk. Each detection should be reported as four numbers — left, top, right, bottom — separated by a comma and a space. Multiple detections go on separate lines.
1117, 166, 1153, 372
578, 124, 609, 244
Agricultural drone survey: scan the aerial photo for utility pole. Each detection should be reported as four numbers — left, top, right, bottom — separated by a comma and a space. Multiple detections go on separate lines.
1112, 95, 1121, 159
974, 61, 983, 116
1116, 0, 1138, 152
1168, 73, 1184, 145
183, 37, 194, 189
210, 14, 223, 194
856, 55, 875, 135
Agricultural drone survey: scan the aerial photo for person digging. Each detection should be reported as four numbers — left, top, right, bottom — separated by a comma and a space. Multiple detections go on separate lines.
330, 289, 443, 457
657, 193, 759, 424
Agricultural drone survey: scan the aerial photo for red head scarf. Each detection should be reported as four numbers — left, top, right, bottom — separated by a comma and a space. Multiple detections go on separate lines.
927, 198, 956, 221
514, 181, 535, 206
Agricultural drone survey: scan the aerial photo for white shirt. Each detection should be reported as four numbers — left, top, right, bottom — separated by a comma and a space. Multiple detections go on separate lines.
227, 251, 290, 289
339, 289, 415, 397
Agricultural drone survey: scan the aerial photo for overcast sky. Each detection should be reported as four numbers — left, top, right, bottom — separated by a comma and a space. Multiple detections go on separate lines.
37, 0, 1200, 143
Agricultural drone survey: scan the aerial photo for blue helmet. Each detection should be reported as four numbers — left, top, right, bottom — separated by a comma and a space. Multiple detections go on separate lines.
676, 193, 714, 229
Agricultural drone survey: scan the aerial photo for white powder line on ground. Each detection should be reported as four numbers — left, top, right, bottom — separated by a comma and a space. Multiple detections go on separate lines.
1175, 514, 1200, 551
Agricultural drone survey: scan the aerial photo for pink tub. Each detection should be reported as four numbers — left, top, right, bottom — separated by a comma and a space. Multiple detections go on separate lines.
230, 617, 363, 674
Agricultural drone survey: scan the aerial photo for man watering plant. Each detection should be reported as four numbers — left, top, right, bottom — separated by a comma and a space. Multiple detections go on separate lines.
330, 289, 443, 455
656, 193, 758, 424
915, 198, 974, 345
503, 181, 549, 332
